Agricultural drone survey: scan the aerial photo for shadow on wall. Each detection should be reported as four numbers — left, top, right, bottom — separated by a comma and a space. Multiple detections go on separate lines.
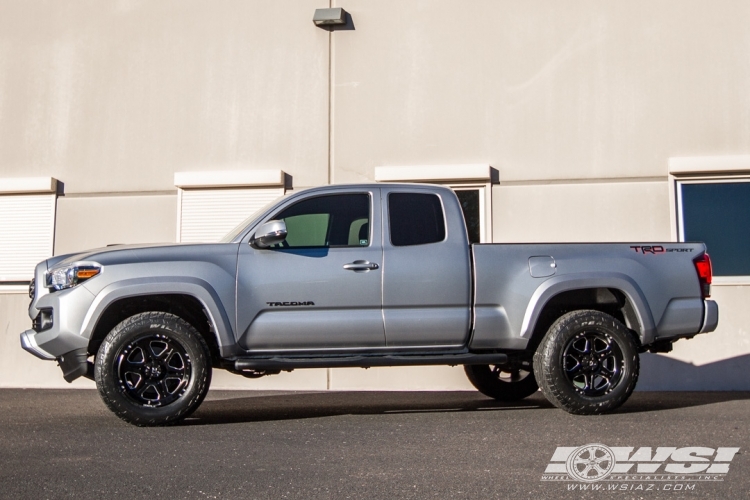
638, 352, 750, 391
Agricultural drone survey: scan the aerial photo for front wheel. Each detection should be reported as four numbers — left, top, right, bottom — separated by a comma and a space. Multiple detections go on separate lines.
464, 363, 539, 401
533, 310, 639, 415
95, 312, 212, 426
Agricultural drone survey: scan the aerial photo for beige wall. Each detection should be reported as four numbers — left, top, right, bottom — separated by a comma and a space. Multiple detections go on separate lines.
331, 0, 750, 184
0, 0, 330, 193
55, 194, 177, 255
493, 181, 671, 243
2, 1, 750, 391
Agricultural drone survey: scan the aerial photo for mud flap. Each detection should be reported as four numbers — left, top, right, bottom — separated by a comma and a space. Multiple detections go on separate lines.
57, 348, 91, 382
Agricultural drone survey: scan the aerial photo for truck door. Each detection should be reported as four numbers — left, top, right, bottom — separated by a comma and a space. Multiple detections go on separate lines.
381, 186, 472, 347
236, 189, 385, 350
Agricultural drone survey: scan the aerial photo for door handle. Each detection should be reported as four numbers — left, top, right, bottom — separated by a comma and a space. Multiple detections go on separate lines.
343, 260, 379, 271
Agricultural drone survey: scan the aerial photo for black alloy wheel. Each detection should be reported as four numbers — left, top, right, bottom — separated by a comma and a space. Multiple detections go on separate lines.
533, 309, 639, 415
464, 363, 539, 401
117, 333, 192, 407
95, 311, 211, 426
561, 330, 623, 397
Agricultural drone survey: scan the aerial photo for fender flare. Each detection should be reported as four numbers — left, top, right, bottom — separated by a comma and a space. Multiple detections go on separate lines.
80, 277, 235, 356
520, 272, 657, 345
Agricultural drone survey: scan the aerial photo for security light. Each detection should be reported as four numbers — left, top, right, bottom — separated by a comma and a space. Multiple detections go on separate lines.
313, 7, 347, 27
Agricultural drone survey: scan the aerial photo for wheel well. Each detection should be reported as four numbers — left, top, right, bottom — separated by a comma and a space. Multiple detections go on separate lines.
87, 294, 221, 365
527, 288, 642, 351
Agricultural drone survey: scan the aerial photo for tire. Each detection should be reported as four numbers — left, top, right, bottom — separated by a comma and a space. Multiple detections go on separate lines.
95, 312, 212, 426
533, 310, 639, 415
464, 363, 539, 401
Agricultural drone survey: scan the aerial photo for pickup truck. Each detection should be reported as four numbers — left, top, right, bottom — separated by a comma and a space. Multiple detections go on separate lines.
20, 183, 718, 425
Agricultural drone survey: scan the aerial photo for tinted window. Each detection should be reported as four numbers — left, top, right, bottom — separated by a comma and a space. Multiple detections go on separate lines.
389, 193, 446, 246
681, 182, 750, 276
455, 189, 480, 244
273, 194, 370, 248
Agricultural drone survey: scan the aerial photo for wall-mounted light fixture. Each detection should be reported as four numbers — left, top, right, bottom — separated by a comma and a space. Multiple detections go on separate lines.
313, 7, 347, 27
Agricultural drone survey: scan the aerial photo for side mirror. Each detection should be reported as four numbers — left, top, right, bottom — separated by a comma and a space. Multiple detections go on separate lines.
251, 220, 288, 248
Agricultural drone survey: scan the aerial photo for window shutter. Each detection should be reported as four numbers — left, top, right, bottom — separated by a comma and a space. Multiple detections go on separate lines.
0, 194, 56, 281
178, 187, 283, 243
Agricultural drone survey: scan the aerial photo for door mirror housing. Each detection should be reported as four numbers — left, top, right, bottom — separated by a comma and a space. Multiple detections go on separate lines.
251, 220, 288, 248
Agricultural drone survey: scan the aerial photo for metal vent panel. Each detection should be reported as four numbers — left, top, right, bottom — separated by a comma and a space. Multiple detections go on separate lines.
179, 188, 283, 243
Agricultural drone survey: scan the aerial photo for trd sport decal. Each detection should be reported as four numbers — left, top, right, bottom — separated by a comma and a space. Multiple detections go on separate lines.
629, 246, 693, 254
266, 301, 315, 307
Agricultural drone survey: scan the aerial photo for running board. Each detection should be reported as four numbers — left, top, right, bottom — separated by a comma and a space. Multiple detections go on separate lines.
234, 352, 508, 371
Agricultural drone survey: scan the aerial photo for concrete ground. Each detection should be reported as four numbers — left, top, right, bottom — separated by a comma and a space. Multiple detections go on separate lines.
1, 389, 749, 499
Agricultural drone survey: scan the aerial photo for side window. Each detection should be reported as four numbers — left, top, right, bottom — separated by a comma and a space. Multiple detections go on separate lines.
273, 194, 370, 248
389, 193, 446, 246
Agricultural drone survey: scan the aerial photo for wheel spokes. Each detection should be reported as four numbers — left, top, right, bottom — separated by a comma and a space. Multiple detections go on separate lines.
164, 377, 185, 394
564, 354, 583, 375
124, 371, 143, 389
166, 352, 186, 373
491, 365, 530, 384
116, 333, 192, 407
571, 337, 591, 355
149, 341, 169, 358
596, 339, 612, 355
139, 383, 161, 402
562, 330, 624, 396
126, 346, 146, 364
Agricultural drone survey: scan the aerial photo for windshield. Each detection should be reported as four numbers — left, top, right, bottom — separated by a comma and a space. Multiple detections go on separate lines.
219, 194, 287, 243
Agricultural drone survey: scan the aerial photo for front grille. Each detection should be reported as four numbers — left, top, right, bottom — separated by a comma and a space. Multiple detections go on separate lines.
29, 278, 35, 300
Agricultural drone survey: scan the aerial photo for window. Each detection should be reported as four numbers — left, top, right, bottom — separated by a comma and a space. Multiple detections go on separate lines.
374, 164, 493, 243
175, 170, 285, 243
0, 178, 58, 286
389, 193, 446, 246
670, 155, 750, 280
454, 188, 481, 244
272, 194, 370, 248
678, 180, 750, 276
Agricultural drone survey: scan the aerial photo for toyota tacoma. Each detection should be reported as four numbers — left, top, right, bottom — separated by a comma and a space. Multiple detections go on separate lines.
20, 183, 718, 425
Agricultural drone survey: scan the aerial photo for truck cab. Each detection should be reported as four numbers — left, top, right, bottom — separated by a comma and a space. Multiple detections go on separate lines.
236, 184, 472, 351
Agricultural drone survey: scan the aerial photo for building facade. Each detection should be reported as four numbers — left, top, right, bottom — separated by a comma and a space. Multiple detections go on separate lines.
2, 0, 749, 390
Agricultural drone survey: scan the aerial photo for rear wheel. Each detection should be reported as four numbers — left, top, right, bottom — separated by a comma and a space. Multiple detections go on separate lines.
95, 311, 212, 426
464, 363, 539, 401
533, 310, 639, 415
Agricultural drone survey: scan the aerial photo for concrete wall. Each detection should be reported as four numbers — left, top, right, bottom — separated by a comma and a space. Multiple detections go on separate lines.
1, 0, 749, 391
0, 0, 330, 192
331, 0, 750, 183
55, 194, 178, 255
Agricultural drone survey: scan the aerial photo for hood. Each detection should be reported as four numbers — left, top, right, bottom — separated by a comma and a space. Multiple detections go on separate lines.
46, 242, 237, 269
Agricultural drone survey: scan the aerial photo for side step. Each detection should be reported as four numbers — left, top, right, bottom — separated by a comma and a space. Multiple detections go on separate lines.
234, 352, 508, 371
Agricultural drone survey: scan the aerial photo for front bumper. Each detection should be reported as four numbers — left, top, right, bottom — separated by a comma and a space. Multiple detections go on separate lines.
20, 332, 91, 382
20, 281, 96, 382
20, 330, 55, 360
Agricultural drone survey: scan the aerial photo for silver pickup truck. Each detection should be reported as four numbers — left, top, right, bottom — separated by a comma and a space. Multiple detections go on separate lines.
20, 183, 718, 425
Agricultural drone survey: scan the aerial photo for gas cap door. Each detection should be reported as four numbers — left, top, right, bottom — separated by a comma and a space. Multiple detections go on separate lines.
528, 256, 556, 278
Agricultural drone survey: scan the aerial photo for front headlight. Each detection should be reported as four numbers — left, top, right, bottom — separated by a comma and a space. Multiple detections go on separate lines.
46, 263, 102, 291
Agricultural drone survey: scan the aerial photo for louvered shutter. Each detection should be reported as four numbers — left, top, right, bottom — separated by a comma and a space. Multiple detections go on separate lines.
178, 188, 283, 243
0, 194, 56, 281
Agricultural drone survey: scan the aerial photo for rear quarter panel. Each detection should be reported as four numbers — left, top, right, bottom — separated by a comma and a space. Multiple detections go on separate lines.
471, 242, 706, 350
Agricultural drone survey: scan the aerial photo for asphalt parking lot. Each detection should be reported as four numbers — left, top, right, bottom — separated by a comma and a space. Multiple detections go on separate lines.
1, 389, 749, 499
